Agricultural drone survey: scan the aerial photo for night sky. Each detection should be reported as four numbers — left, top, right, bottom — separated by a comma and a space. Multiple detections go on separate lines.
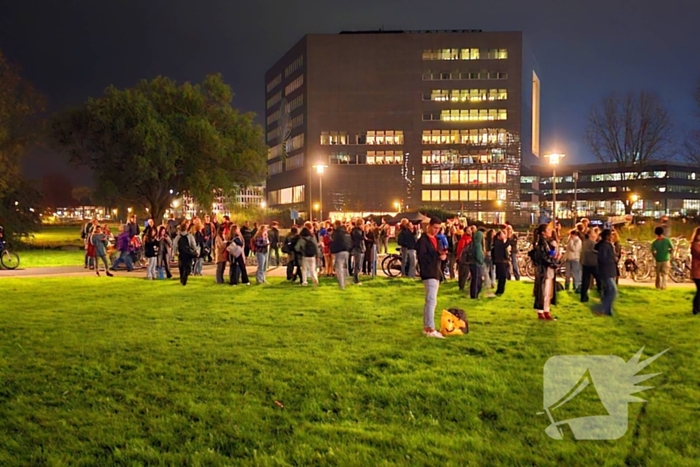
2, 0, 698, 186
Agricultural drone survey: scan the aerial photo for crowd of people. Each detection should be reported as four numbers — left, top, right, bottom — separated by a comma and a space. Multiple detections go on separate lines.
79, 212, 700, 338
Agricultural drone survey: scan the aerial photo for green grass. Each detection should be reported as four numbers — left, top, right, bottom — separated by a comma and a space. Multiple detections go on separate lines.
1, 277, 698, 465
11, 249, 84, 269
23, 226, 84, 249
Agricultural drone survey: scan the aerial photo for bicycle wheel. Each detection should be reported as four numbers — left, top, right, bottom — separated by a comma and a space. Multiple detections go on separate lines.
1, 250, 20, 269
386, 256, 403, 277
669, 260, 685, 283
381, 255, 394, 276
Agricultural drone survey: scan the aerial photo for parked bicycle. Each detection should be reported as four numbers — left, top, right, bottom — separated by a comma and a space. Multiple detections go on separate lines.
0, 241, 20, 269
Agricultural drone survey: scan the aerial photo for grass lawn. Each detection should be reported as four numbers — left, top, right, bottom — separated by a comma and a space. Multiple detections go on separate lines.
0, 277, 697, 465
10, 249, 84, 269
23, 226, 84, 249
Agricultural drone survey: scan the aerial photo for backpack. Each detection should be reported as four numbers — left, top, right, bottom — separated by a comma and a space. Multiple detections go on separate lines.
303, 237, 317, 257
460, 241, 475, 264
283, 235, 297, 254
178, 234, 198, 257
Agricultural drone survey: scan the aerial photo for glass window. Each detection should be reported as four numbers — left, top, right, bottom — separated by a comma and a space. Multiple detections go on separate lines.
422, 190, 431, 201
432, 190, 440, 200
450, 190, 460, 201
441, 190, 449, 201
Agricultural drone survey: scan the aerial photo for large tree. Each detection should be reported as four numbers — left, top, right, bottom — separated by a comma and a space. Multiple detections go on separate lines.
684, 79, 700, 165
0, 50, 45, 239
51, 74, 267, 221
585, 91, 673, 214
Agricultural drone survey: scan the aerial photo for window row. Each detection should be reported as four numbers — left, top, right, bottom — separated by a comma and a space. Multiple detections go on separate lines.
267, 127, 281, 143
267, 110, 280, 125
422, 149, 508, 165
285, 75, 304, 96
422, 169, 507, 186
290, 113, 304, 130
268, 160, 283, 176
285, 153, 304, 171
288, 94, 304, 112
422, 70, 508, 81
268, 134, 304, 160
285, 56, 304, 78
320, 130, 404, 145
423, 89, 507, 102
422, 48, 508, 61
422, 129, 510, 145
268, 184, 305, 205
423, 109, 508, 122
267, 92, 281, 109
329, 151, 405, 165
421, 189, 507, 202
266, 74, 281, 93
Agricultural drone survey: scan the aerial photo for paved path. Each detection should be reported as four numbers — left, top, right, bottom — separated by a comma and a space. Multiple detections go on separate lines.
0, 262, 695, 288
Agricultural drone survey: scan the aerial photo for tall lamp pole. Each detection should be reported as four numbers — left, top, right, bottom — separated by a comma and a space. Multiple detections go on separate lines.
544, 153, 565, 225
572, 171, 579, 221
313, 163, 328, 221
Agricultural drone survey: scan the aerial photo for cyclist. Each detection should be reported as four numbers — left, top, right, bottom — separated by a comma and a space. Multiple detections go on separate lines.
0, 226, 5, 250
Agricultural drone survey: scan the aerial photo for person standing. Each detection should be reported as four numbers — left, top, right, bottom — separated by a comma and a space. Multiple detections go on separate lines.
416, 217, 447, 338
158, 226, 173, 279
651, 226, 673, 290
350, 220, 366, 285
469, 228, 485, 299
691, 226, 700, 315
564, 230, 582, 292
295, 227, 320, 286
241, 221, 252, 258
489, 229, 510, 297
268, 221, 281, 268
580, 229, 599, 303
176, 224, 197, 286
505, 224, 520, 280
252, 225, 270, 284
330, 220, 351, 290
228, 225, 250, 286
144, 227, 159, 280
81, 217, 98, 269
91, 226, 113, 277
531, 223, 558, 320
593, 229, 618, 316
214, 225, 228, 284
126, 215, 140, 239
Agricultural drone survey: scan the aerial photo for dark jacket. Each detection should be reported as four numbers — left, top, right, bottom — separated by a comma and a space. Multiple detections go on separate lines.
581, 239, 598, 267
268, 227, 280, 247
127, 221, 140, 239
144, 238, 159, 258
596, 241, 618, 279
491, 237, 509, 264
692, 241, 700, 279
350, 227, 366, 252
330, 227, 352, 254
472, 230, 485, 266
397, 227, 416, 250
416, 234, 442, 281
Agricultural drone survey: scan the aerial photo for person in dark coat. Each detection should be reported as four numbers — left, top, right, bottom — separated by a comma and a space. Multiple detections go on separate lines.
593, 229, 618, 316
490, 229, 510, 297
531, 223, 559, 321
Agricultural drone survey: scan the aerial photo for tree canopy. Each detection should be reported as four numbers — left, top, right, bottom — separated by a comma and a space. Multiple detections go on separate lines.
585, 91, 673, 213
0, 50, 44, 239
684, 78, 700, 166
51, 74, 267, 221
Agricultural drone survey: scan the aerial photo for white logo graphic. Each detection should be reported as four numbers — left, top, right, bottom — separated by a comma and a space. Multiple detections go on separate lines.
540, 347, 669, 440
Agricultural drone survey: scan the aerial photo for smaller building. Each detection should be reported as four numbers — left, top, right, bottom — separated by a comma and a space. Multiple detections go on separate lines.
521, 162, 700, 219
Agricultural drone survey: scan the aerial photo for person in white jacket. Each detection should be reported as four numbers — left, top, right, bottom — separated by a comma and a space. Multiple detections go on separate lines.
564, 230, 582, 292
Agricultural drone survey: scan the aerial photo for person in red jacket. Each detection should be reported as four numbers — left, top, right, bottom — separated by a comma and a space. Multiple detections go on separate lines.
456, 226, 473, 291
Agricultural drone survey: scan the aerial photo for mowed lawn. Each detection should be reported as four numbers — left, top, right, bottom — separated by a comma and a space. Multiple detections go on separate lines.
23, 226, 84, 249
0, 277, 698, 466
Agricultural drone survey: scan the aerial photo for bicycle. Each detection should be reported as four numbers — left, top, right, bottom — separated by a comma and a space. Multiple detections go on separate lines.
381, 247, 420, 277
0, 242, 20, 269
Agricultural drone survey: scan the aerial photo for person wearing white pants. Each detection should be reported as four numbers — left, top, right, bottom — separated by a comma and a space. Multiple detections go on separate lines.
416, 217, 447, 338
295, 227, 320, 286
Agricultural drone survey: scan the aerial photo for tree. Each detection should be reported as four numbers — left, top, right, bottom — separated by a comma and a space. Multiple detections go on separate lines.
51, 74, 267, 221
0, 49, 45, 239
585, 91, 673, 214
39, 173, 75, 208
684, 79, 700, 166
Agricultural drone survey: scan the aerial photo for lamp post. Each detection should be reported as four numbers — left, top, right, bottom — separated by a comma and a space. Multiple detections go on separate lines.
394, 201, 401, 213
572, 171, 579, 221
544, 153, 565, 225
313, 163, 327, 221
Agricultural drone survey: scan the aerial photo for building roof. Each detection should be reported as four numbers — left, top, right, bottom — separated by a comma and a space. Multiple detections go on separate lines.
522, 160, 694, 175
338, 29, 485, 35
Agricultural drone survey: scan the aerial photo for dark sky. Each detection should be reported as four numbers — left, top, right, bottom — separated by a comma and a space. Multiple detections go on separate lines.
2, 0, 698, 185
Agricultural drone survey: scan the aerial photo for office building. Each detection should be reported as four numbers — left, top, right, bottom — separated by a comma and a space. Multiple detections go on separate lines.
265, 30, 540, 222
521, 162, 700, 219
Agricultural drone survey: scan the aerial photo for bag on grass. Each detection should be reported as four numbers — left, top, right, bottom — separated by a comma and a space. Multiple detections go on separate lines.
440, 308, 469, 336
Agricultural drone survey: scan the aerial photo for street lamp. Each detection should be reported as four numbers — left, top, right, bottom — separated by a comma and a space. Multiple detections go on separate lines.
394, 201, 401, 213
313, 163, 327, 221
261, 201, 267, 210
544, 153, 565, 225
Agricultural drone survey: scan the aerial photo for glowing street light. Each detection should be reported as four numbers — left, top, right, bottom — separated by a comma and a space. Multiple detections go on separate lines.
313, 202, 320, 211
312, 163, 328, 220
544, 153, 565, 225
394, 201, 401, 213
261, 201, 267, 209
